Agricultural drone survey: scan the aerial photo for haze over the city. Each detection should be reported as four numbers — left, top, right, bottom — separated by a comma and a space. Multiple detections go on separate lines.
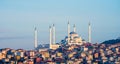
0, 0, 120, 49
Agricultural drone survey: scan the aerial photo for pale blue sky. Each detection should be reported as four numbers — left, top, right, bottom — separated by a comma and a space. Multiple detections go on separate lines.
0, 0, 120, 49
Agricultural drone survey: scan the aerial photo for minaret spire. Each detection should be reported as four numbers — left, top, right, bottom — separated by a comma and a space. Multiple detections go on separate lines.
53, 24, 56, 44
73, 24, 76, 32
34, 27, 38, 49
88, 22, 91, 43
68, 21, 70, 43
49, 26, 52, 49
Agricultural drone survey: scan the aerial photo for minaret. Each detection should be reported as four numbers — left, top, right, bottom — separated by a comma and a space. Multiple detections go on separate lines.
88, 22, 91, 43
49, 26, 52, 49
73, 24, 76, 32
53, 24, 56, 44
68, 21, 70, 43
34, 27, 38, 49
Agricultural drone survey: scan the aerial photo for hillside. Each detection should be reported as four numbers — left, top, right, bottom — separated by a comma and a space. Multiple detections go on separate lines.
102, 38, 120, 44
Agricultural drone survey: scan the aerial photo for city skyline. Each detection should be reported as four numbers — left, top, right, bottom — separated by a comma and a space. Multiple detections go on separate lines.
0, 0, 120, 49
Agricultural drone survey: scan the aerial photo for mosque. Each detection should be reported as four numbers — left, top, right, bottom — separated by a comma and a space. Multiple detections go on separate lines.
66, 31, 83, 45
34, 22, 91, 50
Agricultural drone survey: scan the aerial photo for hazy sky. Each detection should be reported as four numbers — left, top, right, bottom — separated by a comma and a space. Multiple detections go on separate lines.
0, 0, 120, 49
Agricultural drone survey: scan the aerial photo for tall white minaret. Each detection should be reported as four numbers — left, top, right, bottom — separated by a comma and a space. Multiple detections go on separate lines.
34, 27, 38, 49
53, 24, 56, 44
88, 22, 91, 43
68, 21, 70, 43
49, 26, 52, 49
73, 24, 76, 32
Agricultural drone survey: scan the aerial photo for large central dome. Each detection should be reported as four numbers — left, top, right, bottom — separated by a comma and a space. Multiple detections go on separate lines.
70, 32, 79, 39
70, 32, 78, 34
68, 31, 83, 45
